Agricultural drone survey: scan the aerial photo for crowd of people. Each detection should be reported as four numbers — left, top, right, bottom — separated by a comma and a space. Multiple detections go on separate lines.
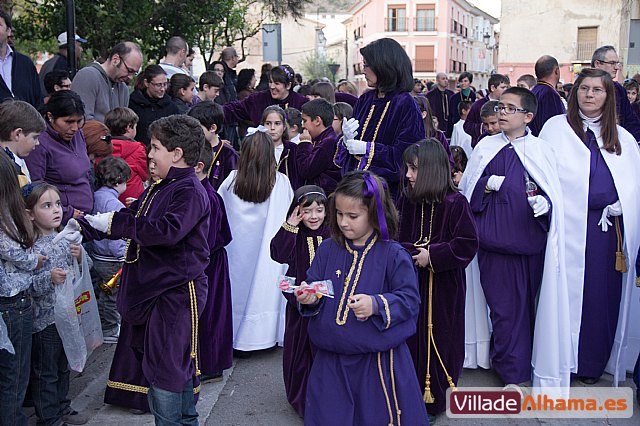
1, 6, 640, 425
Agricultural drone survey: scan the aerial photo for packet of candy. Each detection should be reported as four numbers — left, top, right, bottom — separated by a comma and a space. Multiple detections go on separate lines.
278, 275, 296, 292
305, 280, 335, 298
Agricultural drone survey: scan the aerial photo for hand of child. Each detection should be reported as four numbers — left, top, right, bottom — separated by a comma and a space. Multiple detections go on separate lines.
453, 171, 463, 186
349, 294, 373, 320
287, 206, 305, 227
85, 212, 114, 233
70, 244, 82, 261
36, 255, 47, 270
296, 282, 318, 305
412, 248, 430, 268
125, 197, 137, 208
51, 267, 67, 285
300, 129, 312, 142
73, 209, 85, 219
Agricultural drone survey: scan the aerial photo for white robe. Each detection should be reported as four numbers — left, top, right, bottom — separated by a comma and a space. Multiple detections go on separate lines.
539, 115, 640, 386
451, 119, 473, 159
218, 171, 294, 351
459, 132, 568, 397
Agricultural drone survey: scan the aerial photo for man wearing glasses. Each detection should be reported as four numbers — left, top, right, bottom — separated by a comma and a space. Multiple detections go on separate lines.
72, 41, 143, 122
591, 45, 640, 140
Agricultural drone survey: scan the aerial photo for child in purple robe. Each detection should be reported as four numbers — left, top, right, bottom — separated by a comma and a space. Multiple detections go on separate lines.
398, 139, 479, 420
188, 100, 239, 191
262, 105, 301, 190
195, 145, 233, 382
270, 185, 330, 417
62, 115, 211, 423
297, 171, 429, 426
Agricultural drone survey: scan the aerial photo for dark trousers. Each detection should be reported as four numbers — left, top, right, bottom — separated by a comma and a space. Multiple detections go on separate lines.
89, 258, 121, 335
31, 324, 70, 426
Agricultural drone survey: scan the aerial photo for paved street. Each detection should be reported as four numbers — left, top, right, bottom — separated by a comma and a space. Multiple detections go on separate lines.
25, 343, 640, 425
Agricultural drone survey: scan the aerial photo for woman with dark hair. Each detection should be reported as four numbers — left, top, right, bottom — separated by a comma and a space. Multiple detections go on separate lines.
539, 68, 640, 388
414, 95, 454, 167
335, 38, 424, 197
450, 71, 477, 125
128, 65, 180, 147
25, 90, 93, 224
168, 73, 195, 113
236, 68, 256, 100
223, 64, 307, 127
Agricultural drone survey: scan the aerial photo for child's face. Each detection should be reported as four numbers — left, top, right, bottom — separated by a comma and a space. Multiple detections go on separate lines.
115, 181, 127, 195
301, 201, 325, 230
335, 194, 373, 246
180, 83, 196, 103
460, 108, 470, 120
497, 93, 533, 135
405, 162, 418, 187
29, 189, 62, 235
124, 123, 137, 140
287, 124, 299, 139
148, 137, 177, 179
15, 131, 41, 157
331, 115, 341, 135
202, 85, 220, 101
301, 113, 322, 139
627, 89, 638, 103
263, 112, 285, 144
481, 114, 501, 135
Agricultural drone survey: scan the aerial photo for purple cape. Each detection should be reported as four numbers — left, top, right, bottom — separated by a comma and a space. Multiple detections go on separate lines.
530, 82, 565, 136
207, 141, 239, 191
426, 88, 455, 138
223, 89, 308, 127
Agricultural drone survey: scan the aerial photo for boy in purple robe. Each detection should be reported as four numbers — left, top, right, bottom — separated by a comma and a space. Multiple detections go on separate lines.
297, 171, 429, 426
195, 144, 233, 382
61, 115, 211, 423
465, 88, 553, 386
398, 140, 478, 418
188, 100, 238, 191
270, 186, 330, 417
296, 99, 341, 194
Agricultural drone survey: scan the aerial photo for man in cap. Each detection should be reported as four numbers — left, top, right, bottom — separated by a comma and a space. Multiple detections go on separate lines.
39, 32, 87, 93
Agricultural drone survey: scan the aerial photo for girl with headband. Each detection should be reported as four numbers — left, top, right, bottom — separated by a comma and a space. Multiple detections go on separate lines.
270, 185, 330, 417
296, 170, 428, 425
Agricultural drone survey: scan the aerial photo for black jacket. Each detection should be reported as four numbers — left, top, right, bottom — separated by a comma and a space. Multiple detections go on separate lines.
128, 90, 180, 147
0, 49, 42, 107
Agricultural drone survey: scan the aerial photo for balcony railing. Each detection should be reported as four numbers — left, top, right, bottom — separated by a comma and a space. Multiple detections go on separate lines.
576, 41, 596, 61
414, 17, 436, 31
415, 58, 436, 72
385, 17, 408, 32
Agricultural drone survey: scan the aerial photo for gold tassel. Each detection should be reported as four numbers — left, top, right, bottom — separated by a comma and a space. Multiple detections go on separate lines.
615, 217, 627, 273
423, 373, 435, 403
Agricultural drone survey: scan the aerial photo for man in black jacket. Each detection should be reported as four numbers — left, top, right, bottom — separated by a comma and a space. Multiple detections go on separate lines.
219, 47, 239, 149
0, 10, 42, 107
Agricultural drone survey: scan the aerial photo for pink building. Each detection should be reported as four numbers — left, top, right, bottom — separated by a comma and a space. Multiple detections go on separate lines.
344, 0, 498, 91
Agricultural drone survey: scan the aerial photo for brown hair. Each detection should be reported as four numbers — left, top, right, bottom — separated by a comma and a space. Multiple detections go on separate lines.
104, 107, 139, 137
413, 95, 439, 137
567, 68, 620, 154
0, 100, 46, 141
0, 151, 35, 248
83, 120, 113, 159
261, 105, 289, 142
328, 170, 398, 245
403, 139, 457, 204
23, 182, 61, 237
232, 131, 276, 203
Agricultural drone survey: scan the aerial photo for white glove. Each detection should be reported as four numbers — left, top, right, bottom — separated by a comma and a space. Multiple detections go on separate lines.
342, 117, 359, 141
52, 219, 82, 245
486, 175, 506, 192
85, 212, 114, 233
598, 200, 622, 232
527, 195, 550, 217
345, 139, 367, 155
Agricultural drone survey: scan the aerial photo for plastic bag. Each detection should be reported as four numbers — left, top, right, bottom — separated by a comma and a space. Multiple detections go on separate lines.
73, 252, 103, 354
55, 266, 87, 372
0, 314, 15, 354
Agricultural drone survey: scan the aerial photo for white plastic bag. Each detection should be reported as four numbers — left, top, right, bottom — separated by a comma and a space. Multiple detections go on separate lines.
0, 314, 15, 354
55, 267, 87, 372
73, 252, 103, 354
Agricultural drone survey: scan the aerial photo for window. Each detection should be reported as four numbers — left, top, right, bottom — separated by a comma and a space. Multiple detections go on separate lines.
416, 5, 435, 31
415, 45, 435, 72
577, 27, 598, 61
387, 6, 407, 32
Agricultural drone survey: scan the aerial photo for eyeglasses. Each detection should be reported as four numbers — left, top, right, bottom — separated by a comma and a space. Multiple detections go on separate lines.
494, 105, 528, 114
577, 85, 606, 96
597, 60, 622, 67
119, 56, 139, 76
148, 81, 168, 89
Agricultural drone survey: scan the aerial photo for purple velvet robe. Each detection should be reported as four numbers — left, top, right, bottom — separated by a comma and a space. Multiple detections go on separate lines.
296, 127, 342, 194
278, 140, 302, 190
426, 88, 455, 138
469, 145, 549, 384
300, 236, 429, 426
335, 90, 425, 197
200, 178, 234, 375
270, 223, 330, 417
614, 81, 640, 140
464, 97, 489, 148
433, 130, 455, 169
335, 91, 358, 108
530, 82, 566, 136
577, 129, 622, 378
398, 191, 478, 415
79, 167, 210, 408
450, 90, 477, 125
223, 89, 308, 127
207, 141, 239, 191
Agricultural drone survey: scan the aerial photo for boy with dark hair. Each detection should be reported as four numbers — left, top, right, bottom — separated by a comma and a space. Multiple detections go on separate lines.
62, 115, 211, 421
451, 100, 473, 158
91, 156, 131, 343
464, 73, 509, 146
286, 107, 303, 143
198, 71, 224, 102
460, 86, 565, 389
517, 74, 537, 90
0, 100, 46, 187
470, 100, 501, 147
194, 145, 233, 383
188, 100, 239, 190
297, 98, 341, 194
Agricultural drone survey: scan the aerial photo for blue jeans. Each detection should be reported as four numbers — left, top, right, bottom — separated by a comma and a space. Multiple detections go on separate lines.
0, 292, 32, 426
148, 379, 198, 425
31, 324, 70, 426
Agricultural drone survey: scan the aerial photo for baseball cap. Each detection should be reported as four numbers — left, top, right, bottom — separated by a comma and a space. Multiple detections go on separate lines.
57, 32, 87, 46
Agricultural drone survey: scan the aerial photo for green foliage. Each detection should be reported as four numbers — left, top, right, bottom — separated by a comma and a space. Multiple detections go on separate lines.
301, 51, 339, 82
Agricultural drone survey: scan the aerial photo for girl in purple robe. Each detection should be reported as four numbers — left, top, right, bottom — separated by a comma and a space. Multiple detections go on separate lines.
270, 185, 330, 417
297, 171, 429, 426
398, 139, 479, 420
261, 105, 301, 190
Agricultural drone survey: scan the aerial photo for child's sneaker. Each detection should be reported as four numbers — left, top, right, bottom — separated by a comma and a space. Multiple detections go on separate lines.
62, 409, 88, 425
102, 331, 119, 344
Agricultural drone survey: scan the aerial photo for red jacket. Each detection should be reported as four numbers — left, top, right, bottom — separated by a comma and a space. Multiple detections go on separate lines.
110, 137, 148, 203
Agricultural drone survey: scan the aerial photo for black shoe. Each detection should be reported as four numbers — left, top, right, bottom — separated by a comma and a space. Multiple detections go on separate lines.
233, 349, 252, 359
579, 376, 599, 385
200, 371, 224, 383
